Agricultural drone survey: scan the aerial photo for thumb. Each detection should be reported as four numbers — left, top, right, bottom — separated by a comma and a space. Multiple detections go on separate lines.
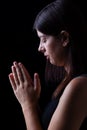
34, 73, 41, 99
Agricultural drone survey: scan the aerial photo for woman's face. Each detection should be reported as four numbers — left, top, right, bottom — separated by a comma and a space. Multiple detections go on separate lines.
37, 30, 67, 66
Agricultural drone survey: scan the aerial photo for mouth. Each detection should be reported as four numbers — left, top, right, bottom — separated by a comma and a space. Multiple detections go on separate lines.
44, 54, 49, 59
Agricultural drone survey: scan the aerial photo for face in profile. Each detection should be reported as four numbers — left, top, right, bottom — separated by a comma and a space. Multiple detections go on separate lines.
37, 30, 68, 66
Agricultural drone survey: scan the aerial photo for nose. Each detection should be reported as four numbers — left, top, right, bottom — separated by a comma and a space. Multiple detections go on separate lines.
38, 43, 45, 53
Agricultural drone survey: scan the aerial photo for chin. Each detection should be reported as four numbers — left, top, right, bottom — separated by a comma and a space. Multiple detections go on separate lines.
50, 59, 61, 66
50, 59, 56, 65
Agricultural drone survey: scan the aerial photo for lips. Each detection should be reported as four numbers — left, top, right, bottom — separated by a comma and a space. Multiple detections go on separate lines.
44, 53, 49, 60
46, 55, 49, 60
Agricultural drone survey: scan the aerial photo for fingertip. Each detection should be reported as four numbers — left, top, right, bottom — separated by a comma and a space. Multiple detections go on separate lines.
8, 73, 11, 77
8, 73, 13, 78
18, 62, 22, 65
34, 73, 39, 78
13, 61, 17, 65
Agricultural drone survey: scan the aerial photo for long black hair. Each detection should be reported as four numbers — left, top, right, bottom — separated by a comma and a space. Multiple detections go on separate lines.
33, 0, 87, 97
33, 0, 87, 72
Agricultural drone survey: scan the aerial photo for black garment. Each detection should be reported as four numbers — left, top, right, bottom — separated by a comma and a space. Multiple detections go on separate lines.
41, 96, 87, 130
41, 75, 87, 130
41, 96, 60, 130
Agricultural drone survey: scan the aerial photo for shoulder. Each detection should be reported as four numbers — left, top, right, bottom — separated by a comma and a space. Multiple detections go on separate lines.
48, 76, 87, 129
60, 76, 87, 114
65, 76, 87, 95
61, 75, 87, 101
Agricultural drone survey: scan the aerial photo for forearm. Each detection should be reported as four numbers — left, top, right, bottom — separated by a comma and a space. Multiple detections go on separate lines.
22, 104, 42, 130
9, 62, 42, 130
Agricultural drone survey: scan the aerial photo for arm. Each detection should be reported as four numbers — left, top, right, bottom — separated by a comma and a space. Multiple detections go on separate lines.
22, 103, 42, 130
48, 76, 87, 130
8, 61, 87, 130
8, 61, 42, 130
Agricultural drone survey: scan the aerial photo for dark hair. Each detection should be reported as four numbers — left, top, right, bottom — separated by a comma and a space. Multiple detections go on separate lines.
33, 0, 66, 36
33, 0, 87, 97
33, 0, 87, 74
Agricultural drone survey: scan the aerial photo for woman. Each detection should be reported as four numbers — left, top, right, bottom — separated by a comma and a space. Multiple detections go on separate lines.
8, 0, 87, 129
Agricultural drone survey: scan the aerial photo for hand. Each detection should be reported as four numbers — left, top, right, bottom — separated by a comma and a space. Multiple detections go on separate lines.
8, 61, 41, 108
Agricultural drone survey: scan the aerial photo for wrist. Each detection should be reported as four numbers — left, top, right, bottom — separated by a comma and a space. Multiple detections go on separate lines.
21, 101, 38, 112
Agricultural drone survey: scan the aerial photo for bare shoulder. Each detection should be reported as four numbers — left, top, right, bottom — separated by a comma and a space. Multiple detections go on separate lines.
48, 76, 87, 130
65, 75, 87, 94
70, 75, 87, 86
60, 75, 87, 114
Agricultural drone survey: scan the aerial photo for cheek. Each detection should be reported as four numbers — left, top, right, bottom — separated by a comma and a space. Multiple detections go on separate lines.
46, 45, 54, 54
49, 43, 59, 54
46, 39, 60, 55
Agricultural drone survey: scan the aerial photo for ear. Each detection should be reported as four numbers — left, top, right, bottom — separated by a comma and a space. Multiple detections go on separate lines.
60, 30, 69, 47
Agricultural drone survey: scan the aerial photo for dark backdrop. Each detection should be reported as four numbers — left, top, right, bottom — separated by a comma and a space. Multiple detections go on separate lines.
0, 0, 87, 129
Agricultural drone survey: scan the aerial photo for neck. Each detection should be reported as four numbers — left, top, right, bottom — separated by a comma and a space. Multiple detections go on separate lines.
64, 49, 73, 76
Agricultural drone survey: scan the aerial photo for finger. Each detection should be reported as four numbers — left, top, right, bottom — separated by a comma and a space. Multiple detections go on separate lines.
8, 73, 17, 91
13, 62, 24, 83
34, 73, 41, 98
18, 62, 33, 86
11, 65, 20, 85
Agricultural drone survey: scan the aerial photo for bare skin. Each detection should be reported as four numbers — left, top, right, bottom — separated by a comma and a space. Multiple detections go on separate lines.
9, 61, 42, 130
9, 61, 87, 130
8, 30, 87, 130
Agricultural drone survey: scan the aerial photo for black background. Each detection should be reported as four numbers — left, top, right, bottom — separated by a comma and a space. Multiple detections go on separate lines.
0, 0, 87, 129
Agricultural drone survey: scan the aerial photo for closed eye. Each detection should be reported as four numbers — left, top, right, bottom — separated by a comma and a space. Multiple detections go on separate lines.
41, 37, 47, 43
